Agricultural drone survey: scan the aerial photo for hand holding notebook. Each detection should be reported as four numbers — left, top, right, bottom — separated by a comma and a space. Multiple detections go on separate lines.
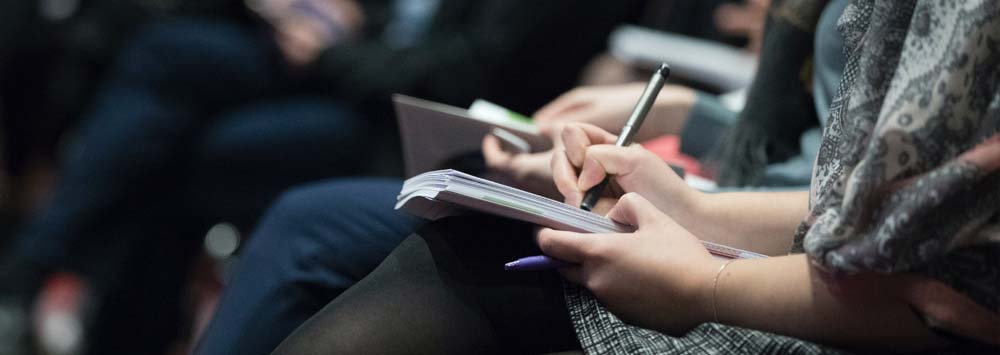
395, 169, 766, 261
393, 67, 762, 273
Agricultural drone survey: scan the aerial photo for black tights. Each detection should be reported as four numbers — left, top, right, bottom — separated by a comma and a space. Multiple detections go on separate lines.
272, 216, 581, 354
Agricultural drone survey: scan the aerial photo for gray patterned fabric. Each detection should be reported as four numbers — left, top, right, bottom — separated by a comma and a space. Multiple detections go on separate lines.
797, 0, 1000, 311
566, 283, 846, 355
565, 1, 1000, 353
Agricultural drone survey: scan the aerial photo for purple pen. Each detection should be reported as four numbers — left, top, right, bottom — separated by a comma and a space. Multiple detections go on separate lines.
504, 255, 571, 271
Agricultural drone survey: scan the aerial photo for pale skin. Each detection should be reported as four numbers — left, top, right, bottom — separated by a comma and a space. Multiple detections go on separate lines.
476, 17, 938, 347
485, 104, 996, 349
480, 58, 995, 352
550, 123, 805, 255
533, 83, 698, 142
481, 82, 699, 200
534, 122, 945, 352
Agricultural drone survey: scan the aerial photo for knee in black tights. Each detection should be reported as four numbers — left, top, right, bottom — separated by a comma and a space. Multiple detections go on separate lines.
273, 216, 581, 355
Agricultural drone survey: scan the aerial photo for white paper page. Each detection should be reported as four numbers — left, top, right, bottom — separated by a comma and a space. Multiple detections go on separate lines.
397, 170, 768, 260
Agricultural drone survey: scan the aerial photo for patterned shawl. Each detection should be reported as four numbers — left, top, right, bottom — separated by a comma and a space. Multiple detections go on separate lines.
794, 0, 1000, 344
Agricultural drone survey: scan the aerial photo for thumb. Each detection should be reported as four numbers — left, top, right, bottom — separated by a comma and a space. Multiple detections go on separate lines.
577, 144, 647, 191
606, 193, 663, 228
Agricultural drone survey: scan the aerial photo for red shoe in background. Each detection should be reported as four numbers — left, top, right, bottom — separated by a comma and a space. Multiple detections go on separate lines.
34, 273, 88, 355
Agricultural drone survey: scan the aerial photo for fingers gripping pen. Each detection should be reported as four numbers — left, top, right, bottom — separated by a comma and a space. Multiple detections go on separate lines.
579, 63, 671, 211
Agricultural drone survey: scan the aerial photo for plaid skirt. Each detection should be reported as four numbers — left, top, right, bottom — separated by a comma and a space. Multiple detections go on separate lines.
563, 284, 847, 355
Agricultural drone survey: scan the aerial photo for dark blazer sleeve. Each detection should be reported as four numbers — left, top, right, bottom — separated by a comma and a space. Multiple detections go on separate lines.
308, 0, 642, 114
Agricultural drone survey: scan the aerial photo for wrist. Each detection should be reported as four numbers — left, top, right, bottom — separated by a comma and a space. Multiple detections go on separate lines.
689, 257, 732, 326
694, 258, 730, 325
675, 189, 717, 237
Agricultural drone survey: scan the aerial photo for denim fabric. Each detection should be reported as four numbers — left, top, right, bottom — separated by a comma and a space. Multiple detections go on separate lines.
196, 179, 422, 355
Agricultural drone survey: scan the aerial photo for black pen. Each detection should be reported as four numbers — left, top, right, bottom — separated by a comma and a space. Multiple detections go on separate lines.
580, 63, 670, 211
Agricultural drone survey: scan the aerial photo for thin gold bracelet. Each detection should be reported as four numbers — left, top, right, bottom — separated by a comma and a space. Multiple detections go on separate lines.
712, 259, 735, 323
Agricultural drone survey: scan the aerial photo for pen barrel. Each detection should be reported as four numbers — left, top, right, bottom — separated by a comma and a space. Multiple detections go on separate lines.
579, 63, 669, 212
616, 65, 669, 145
580, 177, 610, 212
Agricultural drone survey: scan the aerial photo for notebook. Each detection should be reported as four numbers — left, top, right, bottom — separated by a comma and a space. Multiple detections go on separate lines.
393, 94, 552, 178
396, 169, 767, 260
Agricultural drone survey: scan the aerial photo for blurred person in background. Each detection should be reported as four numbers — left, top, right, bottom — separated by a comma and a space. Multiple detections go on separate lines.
0, 0, 247, 220
0, 1, 643, 354
581, 0, 767, 86
2, 1, 247, 354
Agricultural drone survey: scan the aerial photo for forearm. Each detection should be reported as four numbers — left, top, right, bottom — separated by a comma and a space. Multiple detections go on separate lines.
635, 86, 699, 142
701, 255, 939, 351
688, 190, 808, 255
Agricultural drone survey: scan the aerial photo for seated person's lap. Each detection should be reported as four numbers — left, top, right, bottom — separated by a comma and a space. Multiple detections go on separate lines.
274, 215, 579, 355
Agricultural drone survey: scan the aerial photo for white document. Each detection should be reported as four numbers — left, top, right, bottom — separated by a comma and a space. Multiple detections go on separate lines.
393, 95, 551, 178
397, 169, 767, 260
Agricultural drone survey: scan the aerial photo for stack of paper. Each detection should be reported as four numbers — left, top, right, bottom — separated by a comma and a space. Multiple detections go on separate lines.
396, 169, 766, 259
397, 169, 627, 233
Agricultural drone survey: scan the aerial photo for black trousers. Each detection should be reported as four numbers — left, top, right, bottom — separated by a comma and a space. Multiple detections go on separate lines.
273, 216, 581, 354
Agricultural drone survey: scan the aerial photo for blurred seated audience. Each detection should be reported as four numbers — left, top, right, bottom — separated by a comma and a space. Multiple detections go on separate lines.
0, 0, 247, 217
0, 0, 643, 354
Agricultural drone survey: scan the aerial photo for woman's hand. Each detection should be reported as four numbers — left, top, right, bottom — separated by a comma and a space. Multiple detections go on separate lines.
539, 195, 954, 348
533, 83, 697, 141
551, 123, 702, 221
481, 134, 560, 199
537, 193, 721, 334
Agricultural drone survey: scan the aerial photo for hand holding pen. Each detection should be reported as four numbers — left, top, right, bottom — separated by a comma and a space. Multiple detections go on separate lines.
506, 63, 671, 271
578, 63, 671, 211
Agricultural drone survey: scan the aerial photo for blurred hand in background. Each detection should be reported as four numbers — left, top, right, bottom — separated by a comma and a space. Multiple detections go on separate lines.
533, 83, 697, 142
248, 0, 365, 66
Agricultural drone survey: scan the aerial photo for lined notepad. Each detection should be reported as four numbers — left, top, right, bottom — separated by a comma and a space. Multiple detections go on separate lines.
396, 170, 766, 259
